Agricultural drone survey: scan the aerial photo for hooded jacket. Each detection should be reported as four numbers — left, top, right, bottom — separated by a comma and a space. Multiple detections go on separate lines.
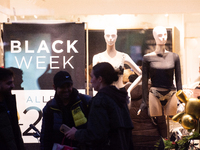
75, 85, 134, 150
40, 88, 91, 150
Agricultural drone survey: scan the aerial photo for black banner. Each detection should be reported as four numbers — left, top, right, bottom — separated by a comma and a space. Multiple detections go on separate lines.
3, 23, 85, 90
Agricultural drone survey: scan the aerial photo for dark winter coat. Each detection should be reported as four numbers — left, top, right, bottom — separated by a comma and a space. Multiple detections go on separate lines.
40, 88, 91, 150
75, 85, 134, 150
0, 95, 25, 150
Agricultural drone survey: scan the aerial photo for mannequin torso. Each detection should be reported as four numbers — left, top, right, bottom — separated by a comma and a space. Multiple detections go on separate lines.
143, 51, 181, 89
93, 51, 136, 88
92, 27, 142, 104
140, 26, 182, 116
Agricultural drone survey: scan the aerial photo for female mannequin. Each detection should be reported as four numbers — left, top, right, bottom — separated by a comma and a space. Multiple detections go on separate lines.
92, 27, 142, 103
138, 26, 182, 117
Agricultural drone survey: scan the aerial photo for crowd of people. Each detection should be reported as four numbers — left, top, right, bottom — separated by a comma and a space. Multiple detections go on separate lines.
0, 26, 182, 150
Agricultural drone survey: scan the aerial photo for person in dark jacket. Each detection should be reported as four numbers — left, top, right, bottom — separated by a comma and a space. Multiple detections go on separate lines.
40, 71, 91, 150
66, 62, 134, 150
0, 68, 25, 150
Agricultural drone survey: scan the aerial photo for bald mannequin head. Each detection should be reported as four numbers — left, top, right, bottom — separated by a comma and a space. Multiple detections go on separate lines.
153, 26, 167, 45
104, 26, 117, 46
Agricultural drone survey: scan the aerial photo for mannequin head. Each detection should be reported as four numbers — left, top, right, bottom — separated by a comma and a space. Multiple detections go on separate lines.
104, 26, 117, 46
153, 26, 167, 45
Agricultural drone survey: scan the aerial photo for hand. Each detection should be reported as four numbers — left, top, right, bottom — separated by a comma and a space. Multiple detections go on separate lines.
137, 109, 141, 115
127, 91, 131, 109
137, 100, 147, 115
127, 91, 131, 103
66, 127, 77, 140
139, 100, 147, 111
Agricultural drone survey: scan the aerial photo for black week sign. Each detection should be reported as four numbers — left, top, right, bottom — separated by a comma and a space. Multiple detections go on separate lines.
3, 23, 86, 90
3, 23, 86, 143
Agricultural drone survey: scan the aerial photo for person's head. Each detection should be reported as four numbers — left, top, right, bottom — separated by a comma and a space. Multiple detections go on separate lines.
104, 26, 117, 46
153, 26, 167, 45
8, 67, 23, 89
53, 71, 73, 101
91, 62, 118, 91
0, 68, 15, 96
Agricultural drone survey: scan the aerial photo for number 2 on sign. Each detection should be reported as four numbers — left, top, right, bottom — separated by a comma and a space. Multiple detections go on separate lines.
22, 106, 42, 136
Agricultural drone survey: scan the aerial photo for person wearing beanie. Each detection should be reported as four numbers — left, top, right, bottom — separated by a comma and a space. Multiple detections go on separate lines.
40, 71, 91, 150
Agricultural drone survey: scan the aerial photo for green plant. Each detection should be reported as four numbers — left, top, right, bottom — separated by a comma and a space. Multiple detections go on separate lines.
155, 132, 199, 150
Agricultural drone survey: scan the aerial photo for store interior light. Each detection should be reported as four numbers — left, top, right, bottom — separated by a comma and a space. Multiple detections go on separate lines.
34, 15, 38, 19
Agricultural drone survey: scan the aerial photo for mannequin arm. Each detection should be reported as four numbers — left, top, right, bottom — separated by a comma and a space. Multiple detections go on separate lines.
127, 75, 142, 109
138, 56, 149, 114
127, 75, 142, 98
124, 54, 142, 76
174, 54, 182, 91
124, 54, 142, 108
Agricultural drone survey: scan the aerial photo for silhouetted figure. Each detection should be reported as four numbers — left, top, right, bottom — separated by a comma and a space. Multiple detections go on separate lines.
0, 67, 25, 150
37, 64, 55, 89
66, 62, 134, 150
8, 67, 24, 90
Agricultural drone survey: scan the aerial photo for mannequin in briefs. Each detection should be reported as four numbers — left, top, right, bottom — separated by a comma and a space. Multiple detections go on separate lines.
92, 27, 142, 105
138, 26, 182, 137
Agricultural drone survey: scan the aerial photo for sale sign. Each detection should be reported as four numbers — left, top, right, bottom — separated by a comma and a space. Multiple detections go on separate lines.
3, 22, 86, 143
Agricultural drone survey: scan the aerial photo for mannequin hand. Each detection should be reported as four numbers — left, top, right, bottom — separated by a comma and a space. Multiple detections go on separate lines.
138, 100, 147, 114
127, 91, 131, 103
137, 109, 141, 115
127, 91, 131, 109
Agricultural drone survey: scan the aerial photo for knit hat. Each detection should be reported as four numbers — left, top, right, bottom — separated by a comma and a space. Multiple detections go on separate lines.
53, 71, 73, 87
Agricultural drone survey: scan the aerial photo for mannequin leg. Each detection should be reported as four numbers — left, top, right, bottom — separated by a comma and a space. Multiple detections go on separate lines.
164, 94, 177, 116
149, 92, 163, 117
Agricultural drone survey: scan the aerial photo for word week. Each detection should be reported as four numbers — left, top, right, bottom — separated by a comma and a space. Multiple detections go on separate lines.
10, 40, 79, 69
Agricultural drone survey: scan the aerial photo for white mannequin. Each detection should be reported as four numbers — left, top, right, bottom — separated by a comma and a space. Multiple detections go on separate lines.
93, 27, 142, 105
138, 26, 182, 116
